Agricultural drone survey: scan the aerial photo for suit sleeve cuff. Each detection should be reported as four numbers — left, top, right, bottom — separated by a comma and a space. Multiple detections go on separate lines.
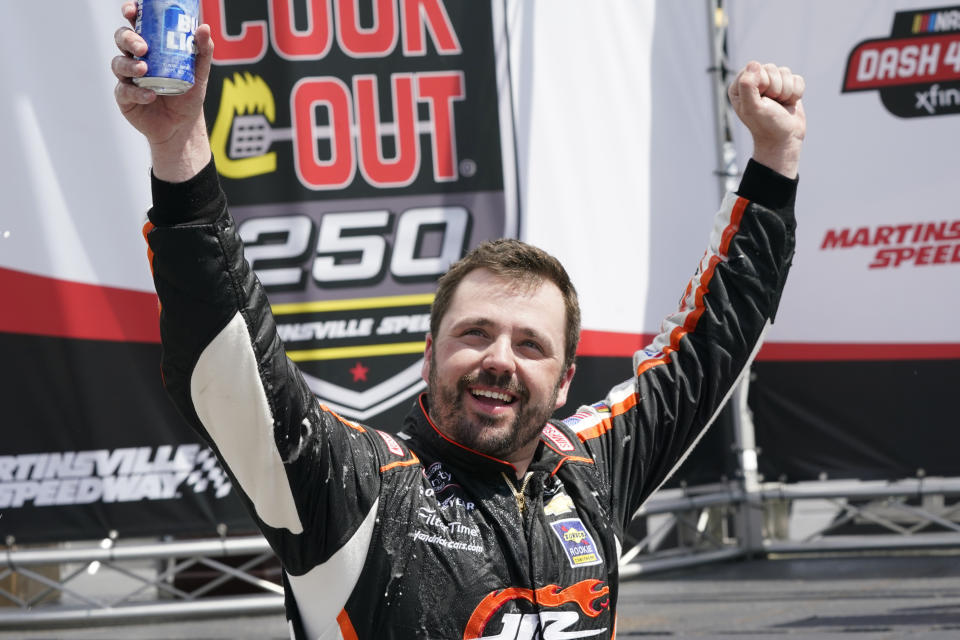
148, 157, 223, 226
736, 159, 798, 211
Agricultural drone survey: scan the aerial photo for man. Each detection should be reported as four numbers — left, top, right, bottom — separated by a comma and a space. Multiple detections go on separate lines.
113, 3, 803, 638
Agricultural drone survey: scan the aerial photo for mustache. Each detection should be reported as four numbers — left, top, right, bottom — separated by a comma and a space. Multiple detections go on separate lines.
457, 370, 528, 401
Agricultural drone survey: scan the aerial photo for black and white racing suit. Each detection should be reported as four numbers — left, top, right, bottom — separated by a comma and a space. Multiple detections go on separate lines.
144, 159, 796, 639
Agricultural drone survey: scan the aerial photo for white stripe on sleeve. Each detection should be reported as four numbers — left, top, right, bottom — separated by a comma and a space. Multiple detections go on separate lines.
191, 312, 304, 534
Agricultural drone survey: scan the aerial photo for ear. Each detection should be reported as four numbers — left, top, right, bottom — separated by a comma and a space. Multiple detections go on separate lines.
553, 363, 576, 410
421, 333, 433, 383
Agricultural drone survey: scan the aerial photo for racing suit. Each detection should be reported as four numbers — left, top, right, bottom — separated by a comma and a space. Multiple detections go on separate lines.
144, 158, 796, 639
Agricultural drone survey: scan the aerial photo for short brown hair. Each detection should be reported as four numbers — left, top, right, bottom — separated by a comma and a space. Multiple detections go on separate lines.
430, 239, 581, 368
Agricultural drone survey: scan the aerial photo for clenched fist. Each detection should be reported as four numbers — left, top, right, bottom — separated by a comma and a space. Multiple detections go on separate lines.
729, 61, 806, 179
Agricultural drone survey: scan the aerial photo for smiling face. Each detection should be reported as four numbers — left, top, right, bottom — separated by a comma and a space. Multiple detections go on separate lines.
422, 268, 576, 466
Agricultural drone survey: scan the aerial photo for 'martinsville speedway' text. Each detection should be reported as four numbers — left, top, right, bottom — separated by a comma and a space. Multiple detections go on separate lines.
0, 446, 231, 509
821, 219, 960, 268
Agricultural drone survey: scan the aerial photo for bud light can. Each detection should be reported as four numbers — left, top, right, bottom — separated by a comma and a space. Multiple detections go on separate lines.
133, 0, 199, 95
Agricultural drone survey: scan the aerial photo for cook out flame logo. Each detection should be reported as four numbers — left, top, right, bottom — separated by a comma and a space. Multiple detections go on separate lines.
464, 580, 610, 640
210, 72, 279, 179
842, 5, 960, 117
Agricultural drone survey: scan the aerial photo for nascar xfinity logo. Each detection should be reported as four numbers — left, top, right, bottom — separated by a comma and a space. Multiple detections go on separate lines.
842, 5, 960, 117
0, 445, 231, 509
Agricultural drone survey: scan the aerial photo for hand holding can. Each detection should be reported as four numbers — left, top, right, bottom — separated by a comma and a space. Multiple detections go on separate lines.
113, 1, 214, 181
133, 0, 200, 95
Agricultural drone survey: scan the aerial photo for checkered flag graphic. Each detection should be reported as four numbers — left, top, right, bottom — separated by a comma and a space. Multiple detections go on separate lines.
183, 448, 233, 498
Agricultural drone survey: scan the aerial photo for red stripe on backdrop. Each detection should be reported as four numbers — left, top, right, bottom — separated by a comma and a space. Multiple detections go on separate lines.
577, 330, 656, 357
577, 329, 960, 361
0, 267, 160, 343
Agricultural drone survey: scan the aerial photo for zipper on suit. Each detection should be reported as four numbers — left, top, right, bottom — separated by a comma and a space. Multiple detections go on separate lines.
501, 471, 534, 514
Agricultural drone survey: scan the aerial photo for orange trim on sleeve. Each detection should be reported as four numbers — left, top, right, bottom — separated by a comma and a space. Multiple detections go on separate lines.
142, 221, 160, 317
142, 221, 156, 277
639, 197, 748, 375
581, 199, 750, 444
549, 456, 595, 476
718, 197, 748, 257
682, 256, 720, 333
575, 419, 613, 443
380, 452, 420, 473
318, 403, 367, 432
635, 354, 672, 377
576, 393, 639, 442
337, 609, 359, 640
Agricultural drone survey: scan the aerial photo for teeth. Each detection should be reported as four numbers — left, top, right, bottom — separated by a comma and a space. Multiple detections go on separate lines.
472, 389, 514, 403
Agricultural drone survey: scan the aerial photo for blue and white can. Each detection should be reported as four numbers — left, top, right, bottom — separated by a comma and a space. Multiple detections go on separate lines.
133, 0, 199, 95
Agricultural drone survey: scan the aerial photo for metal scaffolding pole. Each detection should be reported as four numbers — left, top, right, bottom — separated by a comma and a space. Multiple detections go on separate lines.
704, 0, 765, 556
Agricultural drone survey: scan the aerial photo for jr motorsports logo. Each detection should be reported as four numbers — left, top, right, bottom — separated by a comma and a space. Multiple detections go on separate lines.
0, 445, 231, 509
464, 581, 610, 640
202, 1, 515, 421
843, 5, 960, 116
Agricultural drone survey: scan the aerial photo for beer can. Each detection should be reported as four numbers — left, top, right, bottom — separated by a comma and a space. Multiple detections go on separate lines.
133, 0, 200, 95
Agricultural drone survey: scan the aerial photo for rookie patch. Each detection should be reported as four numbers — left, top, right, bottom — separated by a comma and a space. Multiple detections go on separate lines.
550, 518, 603, 568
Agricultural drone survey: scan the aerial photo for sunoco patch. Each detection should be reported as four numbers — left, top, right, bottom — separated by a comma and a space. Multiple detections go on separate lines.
550, 518, 603, 568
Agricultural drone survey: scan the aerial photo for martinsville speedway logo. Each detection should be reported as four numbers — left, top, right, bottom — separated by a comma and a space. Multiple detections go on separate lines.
0, 445, 231, 509
200, 1, 513, 424
820, 219, 960, 269
842, 5, 960, 117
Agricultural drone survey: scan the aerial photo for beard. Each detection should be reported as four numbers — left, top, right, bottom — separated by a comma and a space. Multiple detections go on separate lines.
426, 353, 563, 460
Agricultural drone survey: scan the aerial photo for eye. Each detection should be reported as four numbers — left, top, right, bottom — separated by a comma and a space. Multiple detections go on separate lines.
519, 339, 544, 354
460, 327, 488, 341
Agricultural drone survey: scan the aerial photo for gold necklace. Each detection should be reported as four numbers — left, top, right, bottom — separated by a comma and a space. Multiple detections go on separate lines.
501, 472, 534, 513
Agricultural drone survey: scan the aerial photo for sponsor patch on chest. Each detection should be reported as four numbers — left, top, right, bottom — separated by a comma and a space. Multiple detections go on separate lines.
541, 424, 575, 451
543, 492, 575, 517
376, 430, 404, 456
549, 518, 603, 568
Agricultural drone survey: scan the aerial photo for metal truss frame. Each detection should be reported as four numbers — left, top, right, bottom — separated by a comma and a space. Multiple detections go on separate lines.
0, 536, 282, 627
2, 0, 957, 630
617, 477, 960, 581
2, 477, 957, 627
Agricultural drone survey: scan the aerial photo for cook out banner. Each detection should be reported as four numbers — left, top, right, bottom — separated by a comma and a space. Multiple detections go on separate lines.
0, 1, 955, 543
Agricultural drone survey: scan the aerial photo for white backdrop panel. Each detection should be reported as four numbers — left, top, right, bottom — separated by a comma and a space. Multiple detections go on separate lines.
727, 0, 960, 345
0, 1, 153, 291
505, 0, 717, 336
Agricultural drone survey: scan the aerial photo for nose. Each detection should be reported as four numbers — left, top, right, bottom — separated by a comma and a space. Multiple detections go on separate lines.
482, 335, 516, 377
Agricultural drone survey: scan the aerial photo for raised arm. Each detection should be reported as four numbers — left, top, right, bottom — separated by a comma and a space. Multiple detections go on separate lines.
111, 3, 408, 594
564, 61, 805, 528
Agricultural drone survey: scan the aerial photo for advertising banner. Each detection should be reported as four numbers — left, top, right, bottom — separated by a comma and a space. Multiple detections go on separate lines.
726, 0, 960, 480
0, 2, 254, 543
0, 0, 728, 542
201, 0, 515, 425
726, 0, 960, 354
